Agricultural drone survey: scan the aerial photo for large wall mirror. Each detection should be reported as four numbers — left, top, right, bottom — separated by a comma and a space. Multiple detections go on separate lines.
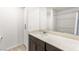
52, 7, 79, 35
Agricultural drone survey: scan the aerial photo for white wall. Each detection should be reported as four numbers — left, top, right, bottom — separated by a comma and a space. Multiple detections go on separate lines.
39, 8, 47, 30
27, 7, 40, 32
17, 8, 24, 45
0, 7, 24, 50
78, 21, 79, 35
25, 7, 48, 32
77, 12, 79, 35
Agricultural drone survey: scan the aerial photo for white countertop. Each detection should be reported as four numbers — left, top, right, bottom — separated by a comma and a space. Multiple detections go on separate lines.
29, 30, 79, 51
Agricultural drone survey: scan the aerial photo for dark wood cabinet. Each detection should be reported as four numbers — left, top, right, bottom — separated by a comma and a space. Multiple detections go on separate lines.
45, 43, 62, 51
29, 36, 36, 51
29, 35, 45, 51
35, 38, 45, 51
29, 35, 62, 51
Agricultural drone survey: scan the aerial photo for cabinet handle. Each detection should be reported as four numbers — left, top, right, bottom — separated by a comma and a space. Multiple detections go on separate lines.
25, 24, 26, 30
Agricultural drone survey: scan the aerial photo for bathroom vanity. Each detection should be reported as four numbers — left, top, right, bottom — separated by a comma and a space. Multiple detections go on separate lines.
29, 34, 62, 51
29, 30, 79, 51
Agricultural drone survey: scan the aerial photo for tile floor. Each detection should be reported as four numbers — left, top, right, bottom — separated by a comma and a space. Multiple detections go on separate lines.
8, 44, 27, 51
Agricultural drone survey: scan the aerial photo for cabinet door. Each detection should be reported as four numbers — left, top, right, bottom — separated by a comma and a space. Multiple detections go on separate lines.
46, 43, 62, 51
36, 45, 45, 51
29, 38, 36, 51
29, 35, 45, 51
36, 38, 45, 51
